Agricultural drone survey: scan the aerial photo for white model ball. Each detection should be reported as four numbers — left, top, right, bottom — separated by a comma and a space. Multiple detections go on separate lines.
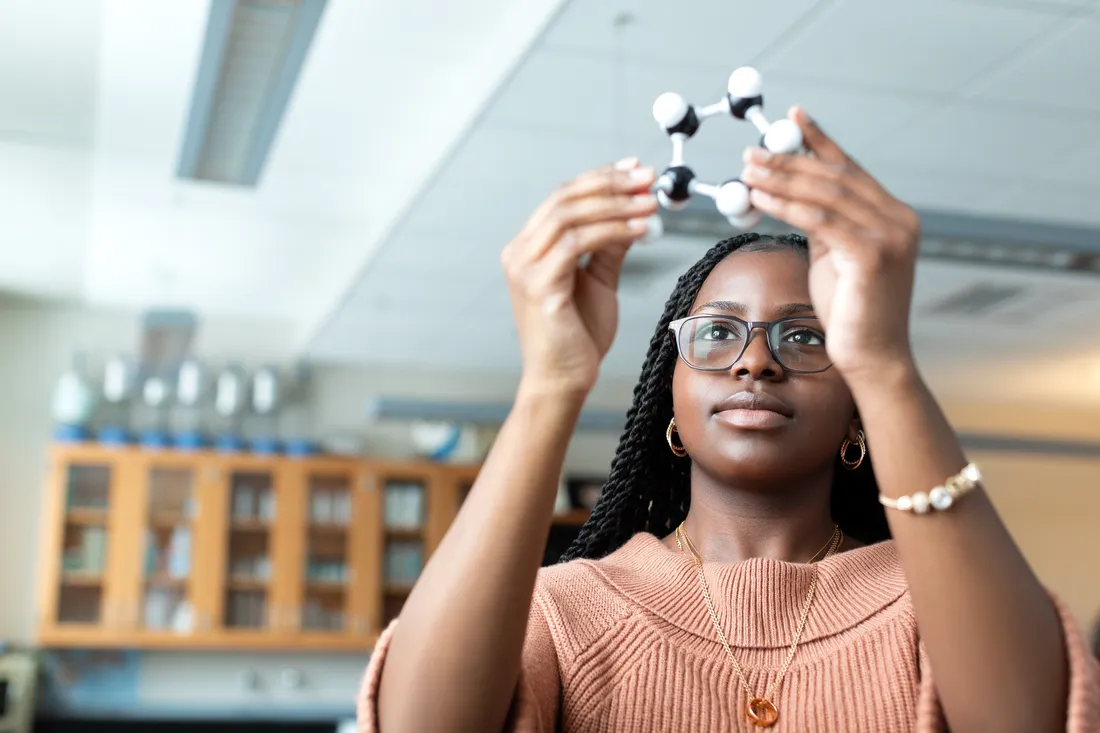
727, 209, 763, 230
652, 92, 689, 128
656, 189, 688, 211
763, 118, 803, 154
715, 181, 752, 217
727, 66, 763, 99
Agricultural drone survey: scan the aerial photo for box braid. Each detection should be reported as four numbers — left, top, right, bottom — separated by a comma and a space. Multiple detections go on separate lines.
560, 232, 890, 562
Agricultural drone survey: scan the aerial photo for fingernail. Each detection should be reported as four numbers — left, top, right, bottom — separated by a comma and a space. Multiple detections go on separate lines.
614, 156, 639, 171
629, 166, 656, 182
741, 165, 768, 183
633, 193, 657, 206
627, 217, 649, 231
750, 189, 776, 208
744, 147, 772, 164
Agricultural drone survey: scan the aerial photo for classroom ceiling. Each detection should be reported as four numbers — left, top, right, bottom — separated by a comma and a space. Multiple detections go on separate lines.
1, 0, 1099, 406
308, 0, 1100, 405
0, 0, 561, 340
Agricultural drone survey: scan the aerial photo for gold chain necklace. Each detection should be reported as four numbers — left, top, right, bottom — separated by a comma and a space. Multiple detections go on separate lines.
676, 523, 843, 728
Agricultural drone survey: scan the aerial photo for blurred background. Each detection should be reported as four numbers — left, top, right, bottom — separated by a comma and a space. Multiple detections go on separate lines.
1, 0, 1098, 731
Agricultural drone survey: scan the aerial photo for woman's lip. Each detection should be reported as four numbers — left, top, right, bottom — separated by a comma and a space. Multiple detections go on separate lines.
714, 408, 792, 430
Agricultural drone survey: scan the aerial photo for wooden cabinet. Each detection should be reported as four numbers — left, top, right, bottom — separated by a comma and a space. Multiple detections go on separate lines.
36, 444, 479, 651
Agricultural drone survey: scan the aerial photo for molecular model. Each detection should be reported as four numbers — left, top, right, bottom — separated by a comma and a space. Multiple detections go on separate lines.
652, 67, 803, 229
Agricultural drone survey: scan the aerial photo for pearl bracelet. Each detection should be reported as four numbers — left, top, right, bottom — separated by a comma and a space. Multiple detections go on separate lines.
879, 463, 982, 514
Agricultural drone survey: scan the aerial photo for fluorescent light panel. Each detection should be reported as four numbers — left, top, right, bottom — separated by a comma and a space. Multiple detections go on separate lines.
177, 0, 327, 186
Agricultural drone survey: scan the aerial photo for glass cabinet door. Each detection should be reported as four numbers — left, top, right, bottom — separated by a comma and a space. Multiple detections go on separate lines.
140, 466, 197, 633
381, 477, 427, 625
55, 463, 113, 625
301, 472, 353, 633
223, 470, 275, 630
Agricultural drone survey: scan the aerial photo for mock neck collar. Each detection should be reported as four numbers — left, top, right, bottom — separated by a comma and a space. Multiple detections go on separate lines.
579, 532, 907, 649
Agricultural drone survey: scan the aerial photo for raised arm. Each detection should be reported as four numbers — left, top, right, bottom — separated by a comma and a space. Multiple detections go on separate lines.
375, 160, 658, 733
740, 107, 1097, 733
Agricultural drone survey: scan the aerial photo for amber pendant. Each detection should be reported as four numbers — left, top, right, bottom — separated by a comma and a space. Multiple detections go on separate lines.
747, 698, 778, 727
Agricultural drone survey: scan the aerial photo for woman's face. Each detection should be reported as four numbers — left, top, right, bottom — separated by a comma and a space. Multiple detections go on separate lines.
671, 248, 859, 486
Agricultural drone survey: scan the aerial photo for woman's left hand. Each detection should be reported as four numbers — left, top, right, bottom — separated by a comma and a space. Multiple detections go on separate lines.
740, 107, 921, 382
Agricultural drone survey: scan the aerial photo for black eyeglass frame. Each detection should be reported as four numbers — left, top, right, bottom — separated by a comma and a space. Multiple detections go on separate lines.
667, 314, 834, 374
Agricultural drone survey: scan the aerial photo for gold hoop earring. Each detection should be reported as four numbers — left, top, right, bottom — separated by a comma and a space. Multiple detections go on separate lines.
666, 417, 688, 457
840, 430, 866, 470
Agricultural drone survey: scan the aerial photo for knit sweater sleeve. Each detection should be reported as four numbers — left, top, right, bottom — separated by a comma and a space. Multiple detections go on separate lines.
356, 595, 562, 732
915, 593, 1100, 732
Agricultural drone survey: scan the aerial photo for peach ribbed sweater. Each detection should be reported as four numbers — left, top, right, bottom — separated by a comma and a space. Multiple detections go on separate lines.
359, 533, 1100, 732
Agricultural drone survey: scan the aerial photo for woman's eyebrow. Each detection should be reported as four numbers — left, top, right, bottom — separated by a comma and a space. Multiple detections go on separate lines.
690, 301, 815, 317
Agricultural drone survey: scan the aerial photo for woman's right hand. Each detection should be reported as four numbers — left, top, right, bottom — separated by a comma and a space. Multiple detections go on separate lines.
501, 158, 658, 396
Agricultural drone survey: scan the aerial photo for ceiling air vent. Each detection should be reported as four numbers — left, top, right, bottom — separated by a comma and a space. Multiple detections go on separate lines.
177, 0, 327, 186
657, 198, 1100, 276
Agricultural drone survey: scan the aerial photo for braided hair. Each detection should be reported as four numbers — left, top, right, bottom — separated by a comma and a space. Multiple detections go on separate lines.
560, 232, 890, 562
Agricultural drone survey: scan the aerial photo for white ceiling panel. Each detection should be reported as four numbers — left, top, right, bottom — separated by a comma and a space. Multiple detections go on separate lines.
539, 0, 825, 67
92, 1, 209, 159
1049, 137, 1100, 187
858, 100, 1097, 181
0, 0, 101, 148
0, 142, 92, 297
762, 0, 1070, 94
968, 13, 1100, 112
874, 167, 1010, 216
398, 125, 626, 239
486, 51, 935, 167
368, 230, 505, 276
310, 304, 521, 368
482, 50, 713, 150
954, 0, 1099, 11
978, 180, 1100, 226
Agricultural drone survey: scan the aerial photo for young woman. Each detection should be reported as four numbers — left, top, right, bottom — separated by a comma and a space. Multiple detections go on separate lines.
359, 107, 1099, 732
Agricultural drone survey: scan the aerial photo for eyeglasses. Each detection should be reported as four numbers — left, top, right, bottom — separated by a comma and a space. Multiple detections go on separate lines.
667, 314, 833, 374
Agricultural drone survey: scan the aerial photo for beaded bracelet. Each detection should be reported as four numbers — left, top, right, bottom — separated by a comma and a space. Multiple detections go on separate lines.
879, 463, 982, 514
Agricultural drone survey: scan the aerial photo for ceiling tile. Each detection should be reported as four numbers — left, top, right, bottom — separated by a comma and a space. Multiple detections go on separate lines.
310, 304, 522, 369
0, 0, 101, 147
370, 231, 504, 273
539, 0, 824, 67
980, 180, 1100, 226
485, 50, 934, 173
967, 15, 1100, 112
872, 166, 1010, 214
400, 125, 627, 238
859, 101, 1096, 180
950, 0, 1098, 10
484, 50, 712, 152
0, 142, 91, 297
761, 0, 1069, 94
1048, 137, 1100, 186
